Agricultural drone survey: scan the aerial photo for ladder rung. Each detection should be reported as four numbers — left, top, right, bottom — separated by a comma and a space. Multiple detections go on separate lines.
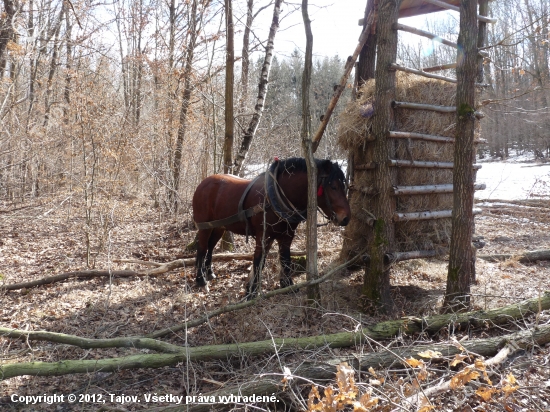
394, 208, 482, 222
388, 131, 487, 145
394, 23, 457, 48
393, 184, 486, 196
389, 159, 483, 169
390, 65, 489, 87
392, 101, 485, 119
422, 63, 457, 72
389, 131, 454, 143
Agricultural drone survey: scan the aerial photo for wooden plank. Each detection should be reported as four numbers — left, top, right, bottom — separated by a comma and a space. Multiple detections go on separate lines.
392, 101, 455, 112
393, 184, 486, 196
423, 63, 457, 72
388, 131, 487, 145
391, 101, 485, 118
421, 0, 497, 23
356, 160, 483, 170
389, 130, 454, 143
387, 249, 444, 262
398, 0, 460, 19
391, 64, 490, 87
391, 63, 458, 83
394, 208, 482, 222
394, 23, 457, 48
389, 159, 483, 169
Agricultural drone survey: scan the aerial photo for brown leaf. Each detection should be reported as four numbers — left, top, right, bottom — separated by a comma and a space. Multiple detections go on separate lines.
476, 386, 497, 402
418, 350, 442, 359
405, 358, 424, 368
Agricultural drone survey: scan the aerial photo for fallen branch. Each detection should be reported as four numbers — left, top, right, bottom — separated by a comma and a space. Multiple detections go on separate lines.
478, 249, 550, 263
2, 293, 548, 381
142, 324, 550, 412
0, 328, 184, 354
1, 250, 336, 292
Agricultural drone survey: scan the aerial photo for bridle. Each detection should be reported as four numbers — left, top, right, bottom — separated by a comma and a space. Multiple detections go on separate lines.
266, 160, 340, 225
316, 174, 336, 222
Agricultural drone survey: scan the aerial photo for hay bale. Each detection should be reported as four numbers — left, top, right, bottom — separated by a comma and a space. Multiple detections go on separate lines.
339, 73, 480, 253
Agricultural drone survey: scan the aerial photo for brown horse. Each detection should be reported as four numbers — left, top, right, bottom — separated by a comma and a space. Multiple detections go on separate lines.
192, 157, 351, 299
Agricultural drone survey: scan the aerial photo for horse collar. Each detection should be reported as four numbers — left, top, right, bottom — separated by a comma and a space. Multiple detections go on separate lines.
265, 161, 307, 224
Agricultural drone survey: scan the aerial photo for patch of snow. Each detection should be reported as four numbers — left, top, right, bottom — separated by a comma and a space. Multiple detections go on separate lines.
476, 162, 550, 200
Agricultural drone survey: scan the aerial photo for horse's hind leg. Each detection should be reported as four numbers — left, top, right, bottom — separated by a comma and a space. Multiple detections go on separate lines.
204, 228, 224, 281
195, 229, 212, 287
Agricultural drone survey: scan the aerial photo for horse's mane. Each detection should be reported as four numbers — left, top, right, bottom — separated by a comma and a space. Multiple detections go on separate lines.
274, 157, 345, 184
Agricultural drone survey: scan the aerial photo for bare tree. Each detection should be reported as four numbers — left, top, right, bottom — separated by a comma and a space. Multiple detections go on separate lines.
442, 0, 479, 312
233, 0, 282, 175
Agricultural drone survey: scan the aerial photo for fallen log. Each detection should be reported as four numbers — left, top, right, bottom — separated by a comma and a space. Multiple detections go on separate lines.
2, 292, 549, 380
146, 324, 550, 412
478, 249, 550, 263
1, 250, 336, 292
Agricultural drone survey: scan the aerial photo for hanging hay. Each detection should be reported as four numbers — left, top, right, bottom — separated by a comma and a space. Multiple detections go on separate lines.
339, 72, 481, 253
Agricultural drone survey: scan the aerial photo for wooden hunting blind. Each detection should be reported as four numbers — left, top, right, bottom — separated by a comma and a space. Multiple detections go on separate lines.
339, 0, 495, 307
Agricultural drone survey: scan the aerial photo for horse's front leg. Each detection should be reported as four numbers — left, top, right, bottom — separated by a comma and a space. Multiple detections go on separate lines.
246, 237, 273, 300
278, 235, 294, 289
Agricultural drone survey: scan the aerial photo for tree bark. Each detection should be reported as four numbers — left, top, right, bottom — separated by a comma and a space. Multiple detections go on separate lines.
300, 0, 321, 306
362, 0, 402, 315
443, 0, 479, 313
223, 0, 234, 175
0, 0, 18, 74
356, 0, 377, 87
233, 0, 283, 176
170, 0, 199, 211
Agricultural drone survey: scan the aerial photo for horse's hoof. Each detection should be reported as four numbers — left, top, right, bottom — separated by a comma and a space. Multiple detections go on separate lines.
196, 277, 207, 288
206, 272, 216, 281
245, 293, 257, 301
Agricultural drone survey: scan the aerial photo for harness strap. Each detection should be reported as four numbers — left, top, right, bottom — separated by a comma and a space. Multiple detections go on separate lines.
266, 161, 307, 224
238, 174, 264, 242
195, 175, 266, 231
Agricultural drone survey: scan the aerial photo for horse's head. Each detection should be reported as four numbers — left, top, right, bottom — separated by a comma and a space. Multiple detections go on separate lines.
316, 160, 351, 226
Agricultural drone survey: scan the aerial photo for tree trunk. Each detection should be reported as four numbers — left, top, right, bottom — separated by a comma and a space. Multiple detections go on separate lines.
233, 0, 283, 175
300, 0, 320, 306
443, 0, 479, 313
219, 0, 236, 251
356, 0, 377, 87
170, 0, 199, 211
0, 0, 18, 74
362, 0, 401, 315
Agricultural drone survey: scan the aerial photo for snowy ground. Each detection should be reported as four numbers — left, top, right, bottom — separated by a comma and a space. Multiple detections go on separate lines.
476, 161, 550, 200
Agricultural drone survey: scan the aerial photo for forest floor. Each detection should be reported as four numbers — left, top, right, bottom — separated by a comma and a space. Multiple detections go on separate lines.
1, 190, 550, 411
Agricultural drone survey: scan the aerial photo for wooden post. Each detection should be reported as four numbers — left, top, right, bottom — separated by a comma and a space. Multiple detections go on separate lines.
362, 0, 402, 314
443, 0, 479, 313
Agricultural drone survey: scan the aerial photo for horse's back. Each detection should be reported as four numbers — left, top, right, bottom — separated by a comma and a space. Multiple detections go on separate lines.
192, 174, 251, 224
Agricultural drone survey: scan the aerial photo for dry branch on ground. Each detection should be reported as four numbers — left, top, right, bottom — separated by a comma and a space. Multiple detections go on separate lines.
2, 293, 549, 381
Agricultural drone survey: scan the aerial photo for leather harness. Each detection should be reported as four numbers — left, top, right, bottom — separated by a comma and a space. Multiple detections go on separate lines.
194, 160, 333, 234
